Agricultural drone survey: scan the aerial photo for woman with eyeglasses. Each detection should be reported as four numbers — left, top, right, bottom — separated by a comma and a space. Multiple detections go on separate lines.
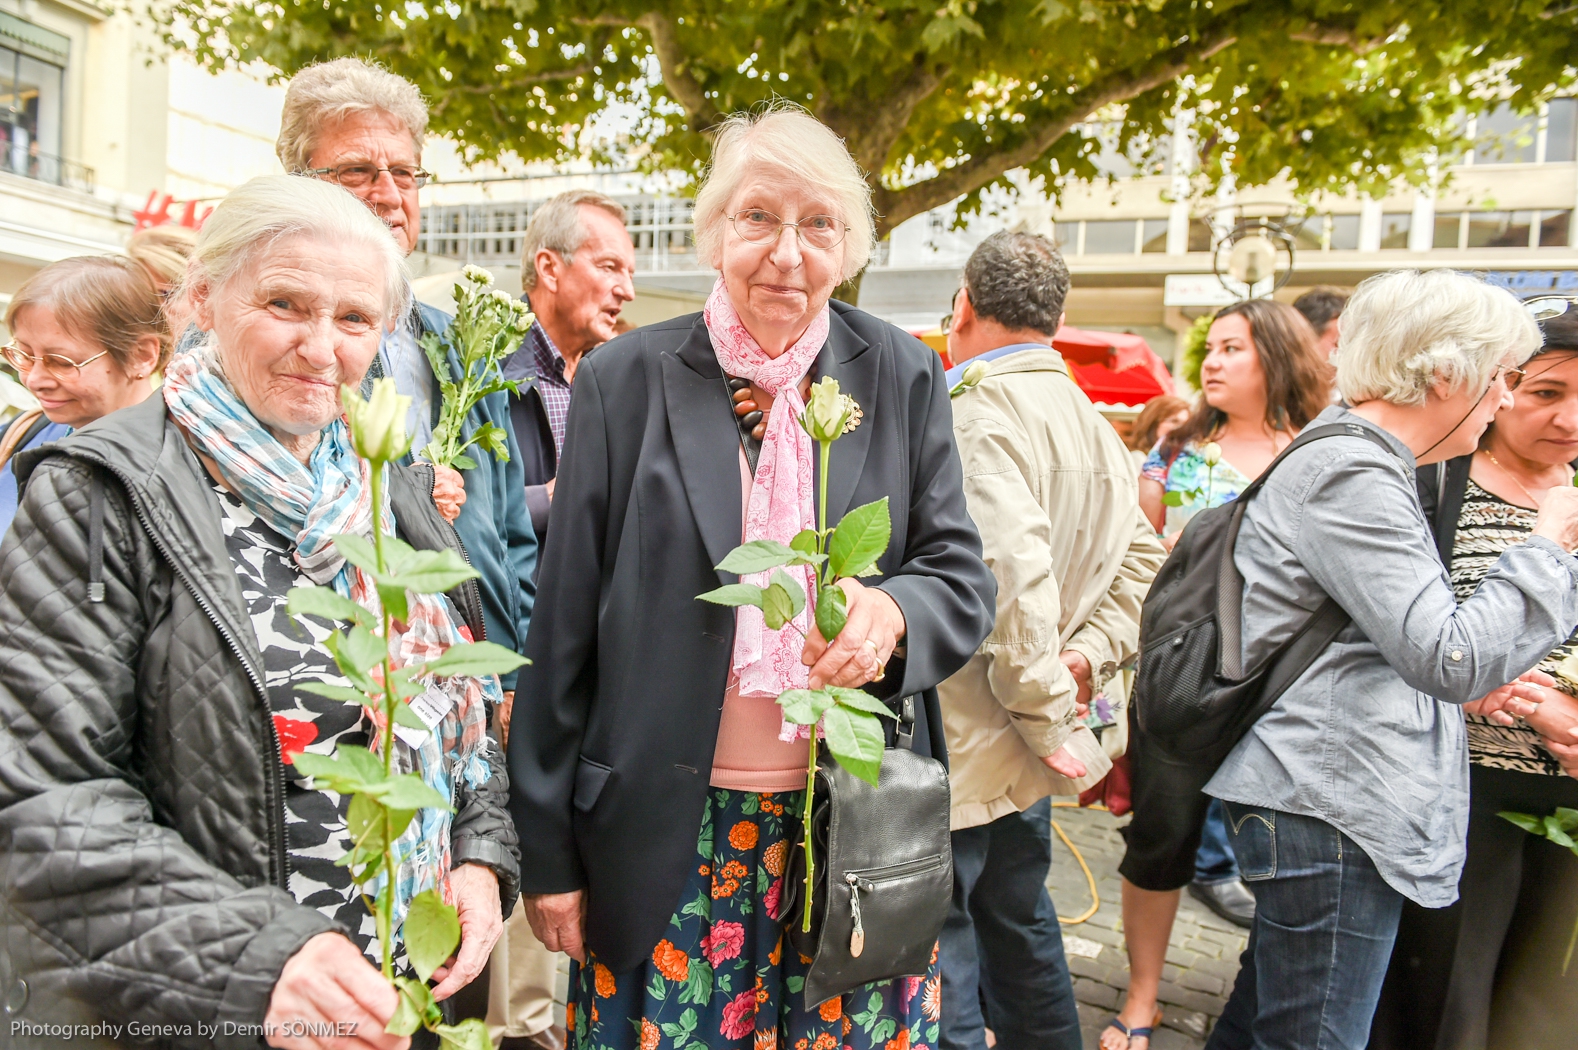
1188, 270, 1578, 1049
1368, 304, 1578, 1050
0, 255, 169, 532
510, 106, 994, 1050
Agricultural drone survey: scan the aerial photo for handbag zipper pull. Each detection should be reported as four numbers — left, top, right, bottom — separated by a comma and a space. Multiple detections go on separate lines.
846, 873, 866, 958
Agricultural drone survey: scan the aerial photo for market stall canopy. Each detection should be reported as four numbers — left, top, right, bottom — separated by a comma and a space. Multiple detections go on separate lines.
1052, 325, 1175, 407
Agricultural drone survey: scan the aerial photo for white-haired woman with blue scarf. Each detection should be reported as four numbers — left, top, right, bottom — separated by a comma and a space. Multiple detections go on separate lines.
0, 175, 516, 1050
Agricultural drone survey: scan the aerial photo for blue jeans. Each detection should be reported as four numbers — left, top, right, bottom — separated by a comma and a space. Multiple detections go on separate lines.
938, 798, 1082, 1050
1204, 804, 1405, 1050
1196, 798, 1241, 884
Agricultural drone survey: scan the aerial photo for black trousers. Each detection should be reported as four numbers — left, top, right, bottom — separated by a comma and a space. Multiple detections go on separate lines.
1369, 765, 1578, 1050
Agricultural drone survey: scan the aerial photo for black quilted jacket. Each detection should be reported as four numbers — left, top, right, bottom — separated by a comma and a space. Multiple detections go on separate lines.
0, 395, 519, 1046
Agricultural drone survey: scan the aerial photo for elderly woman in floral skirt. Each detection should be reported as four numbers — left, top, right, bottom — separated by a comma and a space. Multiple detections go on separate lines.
508, 106, 994, 1050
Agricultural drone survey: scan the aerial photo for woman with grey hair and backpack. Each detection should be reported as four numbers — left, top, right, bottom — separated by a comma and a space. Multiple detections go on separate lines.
1120, 269, 1578, 1050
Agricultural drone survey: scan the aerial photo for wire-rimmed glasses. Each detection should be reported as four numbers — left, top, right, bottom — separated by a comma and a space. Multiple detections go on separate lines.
728, 209, 848, 251
1, 342, 111, 377
300, 163, 434, 190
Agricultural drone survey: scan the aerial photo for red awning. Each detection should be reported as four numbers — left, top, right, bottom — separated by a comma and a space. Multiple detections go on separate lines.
1052, 325, 1175, 407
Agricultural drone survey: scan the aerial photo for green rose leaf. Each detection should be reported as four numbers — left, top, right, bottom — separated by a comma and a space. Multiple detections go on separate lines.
1160, 491, 1184, 507
377, 580, 410, 624
778, 688, 837, 725
291, 746, 386, 794
827, 686, 898, 719
1554, 807, 1578, 832
716, 540, 798, 575
403, 887, 462, 983
286, 585, 368, 625
297, 680, 373, 706
434, 1019, 494, 1050
386, 666, 427, 701
790, 529, 819, 556
384, 547, 480, 595
392, 700, 429, 730
373, 773, 453, 812
1500, 811, 1545, 834
769, 569, 806, 620
1544, 815, 1578, 852
761, 581, 797, 630
333, 534, 381, 574
815, 583, 848, 642
823, 704, 886, 787
385, 977, 432, 1037
423, 640, 531, 678
336, 624, 388, 675
698, 583, 765, 608
828, 497, 891, 579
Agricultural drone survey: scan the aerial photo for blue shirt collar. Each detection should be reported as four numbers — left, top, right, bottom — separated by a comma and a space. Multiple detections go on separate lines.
943, 342, 1050, 386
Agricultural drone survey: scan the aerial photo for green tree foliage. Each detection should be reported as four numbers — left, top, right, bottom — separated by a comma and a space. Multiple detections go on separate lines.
159, 0, 1577, 237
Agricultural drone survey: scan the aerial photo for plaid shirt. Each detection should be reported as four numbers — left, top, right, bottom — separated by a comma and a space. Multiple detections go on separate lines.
528, 320, 572, 458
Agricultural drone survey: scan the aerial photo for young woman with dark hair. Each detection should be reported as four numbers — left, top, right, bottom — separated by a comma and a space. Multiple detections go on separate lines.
1109, 299, 1333, 1050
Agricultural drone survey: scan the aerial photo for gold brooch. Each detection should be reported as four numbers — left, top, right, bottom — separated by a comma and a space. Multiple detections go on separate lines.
841, 395, 863, 434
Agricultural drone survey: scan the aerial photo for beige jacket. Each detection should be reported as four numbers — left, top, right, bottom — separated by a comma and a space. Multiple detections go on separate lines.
940, 348, 1166, 830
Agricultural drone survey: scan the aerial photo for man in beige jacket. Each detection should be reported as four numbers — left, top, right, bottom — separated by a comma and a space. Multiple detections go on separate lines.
937, 231, 1166, 1050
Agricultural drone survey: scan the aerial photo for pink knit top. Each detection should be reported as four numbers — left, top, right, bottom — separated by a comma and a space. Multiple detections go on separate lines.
710, 449, 814, 792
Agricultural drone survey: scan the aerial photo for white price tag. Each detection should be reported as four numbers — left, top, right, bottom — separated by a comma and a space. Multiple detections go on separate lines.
391, 682, 455, 750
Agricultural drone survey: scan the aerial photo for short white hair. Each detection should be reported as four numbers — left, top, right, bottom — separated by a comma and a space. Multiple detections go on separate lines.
1335, 269, 1541, 406
520, 190, 629, 293
693, 106, 875, 283
276, 57, 429, 173
186, 175, 410, 329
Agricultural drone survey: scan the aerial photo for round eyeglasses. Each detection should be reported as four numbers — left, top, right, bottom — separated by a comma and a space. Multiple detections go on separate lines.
1525, 295, 1577, 322
729, 210, 848, 251
1494, 365, 1527, 392
301, 163, 433, 190
2, 341, 111, 377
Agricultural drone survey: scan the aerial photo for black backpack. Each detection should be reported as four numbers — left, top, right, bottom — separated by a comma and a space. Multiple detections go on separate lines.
1133, 422, 1396, 763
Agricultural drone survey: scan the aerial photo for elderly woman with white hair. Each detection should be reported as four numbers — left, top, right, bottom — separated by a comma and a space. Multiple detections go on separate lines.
1195, 269, 1578, 1050
508, 107, 995, 1050
0, 175, 515, 1048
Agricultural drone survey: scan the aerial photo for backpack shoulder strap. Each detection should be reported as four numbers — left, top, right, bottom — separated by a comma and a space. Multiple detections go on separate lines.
0, 408, 47, 473
1217, 421, 1399, 680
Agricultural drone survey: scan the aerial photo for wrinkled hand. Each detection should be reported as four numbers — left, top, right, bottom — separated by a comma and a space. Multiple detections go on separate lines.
1466, 670, 1558, 725
802, 578, 906, 690
1533, 485, 1578, 550
1060, 649, 1093, 719
496, 691, 515, 748
429, 864, 503, 1001
266, 933, 408, 1050
431, 465, 467, 523
1545, 738, 1578, 779
523, 890, 587, 963
1518, 678, 1578, 749
1041, 745, 1088, 779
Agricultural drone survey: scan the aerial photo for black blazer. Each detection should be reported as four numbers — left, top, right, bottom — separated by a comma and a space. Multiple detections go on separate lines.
508, 301, 996, 972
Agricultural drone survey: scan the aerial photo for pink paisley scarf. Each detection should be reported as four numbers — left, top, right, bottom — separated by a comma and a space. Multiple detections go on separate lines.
704, 278, 830, 740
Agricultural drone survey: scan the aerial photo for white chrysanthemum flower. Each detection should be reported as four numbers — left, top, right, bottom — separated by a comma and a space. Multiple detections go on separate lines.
462, 264, 494, 286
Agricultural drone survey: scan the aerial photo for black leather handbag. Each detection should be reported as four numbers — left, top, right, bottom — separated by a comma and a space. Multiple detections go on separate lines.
780, 697, 953, 1007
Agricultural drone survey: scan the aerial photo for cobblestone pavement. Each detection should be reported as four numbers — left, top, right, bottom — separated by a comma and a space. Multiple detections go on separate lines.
1047, 804, 1248, 1050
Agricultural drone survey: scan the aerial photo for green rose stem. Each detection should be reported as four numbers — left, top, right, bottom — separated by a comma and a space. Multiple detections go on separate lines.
801, 434, 836, 934
285, 380, 527, 1050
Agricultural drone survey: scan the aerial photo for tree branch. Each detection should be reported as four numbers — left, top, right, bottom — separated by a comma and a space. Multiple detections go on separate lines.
635, 11, 723, 132
818, 53, 948, 176
872, 24, 1239, 232
1287, 24, 1387, 53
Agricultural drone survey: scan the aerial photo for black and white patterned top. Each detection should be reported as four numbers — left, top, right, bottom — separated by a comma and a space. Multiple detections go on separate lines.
215, 485, 402, 965
1451, 478, 1574, 777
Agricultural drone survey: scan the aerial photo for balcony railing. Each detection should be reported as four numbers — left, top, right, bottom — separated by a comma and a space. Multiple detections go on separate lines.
0, 146, 95, 192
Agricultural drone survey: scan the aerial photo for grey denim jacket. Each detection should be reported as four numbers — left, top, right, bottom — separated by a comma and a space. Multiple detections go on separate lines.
1206, 405, 1578, 906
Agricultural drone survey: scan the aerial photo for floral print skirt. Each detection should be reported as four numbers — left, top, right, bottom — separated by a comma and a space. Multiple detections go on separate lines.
569, 788, 941, 1050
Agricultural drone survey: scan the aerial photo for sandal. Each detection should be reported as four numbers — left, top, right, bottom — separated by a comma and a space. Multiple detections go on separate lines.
1103, 1011, 1162, 1049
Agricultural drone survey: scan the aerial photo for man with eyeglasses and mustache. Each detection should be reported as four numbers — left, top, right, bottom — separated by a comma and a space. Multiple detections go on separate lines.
275, 58, 537, 976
